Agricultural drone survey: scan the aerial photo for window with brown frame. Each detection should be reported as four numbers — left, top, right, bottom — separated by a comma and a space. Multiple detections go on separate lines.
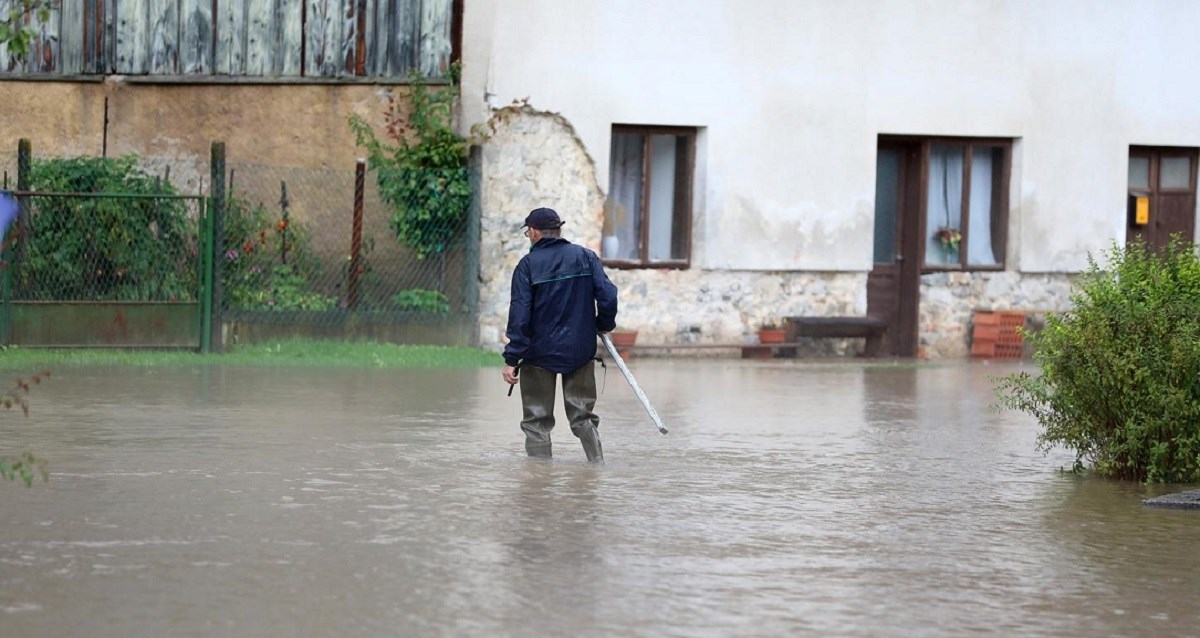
1127, 146, 1198, 251
602, 125, 695, 268
922, 139, 1010, 270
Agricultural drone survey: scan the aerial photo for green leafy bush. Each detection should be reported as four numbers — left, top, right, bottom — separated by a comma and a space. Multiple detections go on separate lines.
0, 1, 53, 62
392, 288, 450, 314
222, 196, 335, 311
17, 155, 196, 301
995, 240, 1200, 483
348, 63, 470, 260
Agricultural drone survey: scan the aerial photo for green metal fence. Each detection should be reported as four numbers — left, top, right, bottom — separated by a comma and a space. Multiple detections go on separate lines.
1, 144, 211, 349
0, 140, 480, 350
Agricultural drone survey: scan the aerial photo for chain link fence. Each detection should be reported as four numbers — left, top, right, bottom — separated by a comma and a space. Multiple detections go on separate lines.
216, 160, 478, 346
0, 142, 480, 349
6, 155, 207, 303
0, 151, 209, 348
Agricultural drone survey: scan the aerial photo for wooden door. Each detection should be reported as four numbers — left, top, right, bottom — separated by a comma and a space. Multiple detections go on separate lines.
1128, 147, 1198, 250
868, 142, 921, 356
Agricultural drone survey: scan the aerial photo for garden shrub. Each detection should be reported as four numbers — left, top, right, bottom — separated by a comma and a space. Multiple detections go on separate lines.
222, 195, 336, 311
392, 288, 450, 314
995, 240, 1200, 483
18, 155, 196, 301
348, 63, 470, 261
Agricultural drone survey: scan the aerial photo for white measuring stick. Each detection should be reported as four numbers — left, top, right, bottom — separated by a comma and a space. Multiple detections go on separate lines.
600, 334, 669, 435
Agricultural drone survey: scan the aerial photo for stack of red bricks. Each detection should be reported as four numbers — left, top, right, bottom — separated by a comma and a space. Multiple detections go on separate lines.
971, 310, 1025, 359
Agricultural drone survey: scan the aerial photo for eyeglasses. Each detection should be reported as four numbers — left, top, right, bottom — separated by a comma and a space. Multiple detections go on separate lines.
522, 228, 531, 237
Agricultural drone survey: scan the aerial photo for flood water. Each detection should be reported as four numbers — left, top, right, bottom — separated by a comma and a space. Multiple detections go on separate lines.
1, 359, 1198, 636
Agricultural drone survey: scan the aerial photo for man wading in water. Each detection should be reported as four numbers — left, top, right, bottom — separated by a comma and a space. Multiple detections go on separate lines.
502, 207, 619, 462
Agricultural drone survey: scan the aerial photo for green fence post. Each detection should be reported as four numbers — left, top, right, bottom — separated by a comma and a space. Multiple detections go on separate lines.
199, 198, 213, 352
0, 222, 7, 346
465, 146, 482, 348
209, 142, 226, 352
2, 139, 31, 345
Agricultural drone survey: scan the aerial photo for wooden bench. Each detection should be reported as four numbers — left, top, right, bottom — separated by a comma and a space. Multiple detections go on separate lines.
784, 316, 888, 357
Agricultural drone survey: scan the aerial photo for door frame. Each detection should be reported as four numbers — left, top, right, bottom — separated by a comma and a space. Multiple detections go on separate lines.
868, 139, 922, 357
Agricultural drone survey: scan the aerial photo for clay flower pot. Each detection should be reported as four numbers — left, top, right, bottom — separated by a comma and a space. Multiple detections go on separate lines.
750, 326, 787, 360
609, 330, 638, 358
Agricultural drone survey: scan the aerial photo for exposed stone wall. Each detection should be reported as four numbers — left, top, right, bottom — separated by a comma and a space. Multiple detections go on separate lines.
477, 106, 607, 347
476, 106, 865, 353
919, 271, 1076, 358
478, 107, 1078, 358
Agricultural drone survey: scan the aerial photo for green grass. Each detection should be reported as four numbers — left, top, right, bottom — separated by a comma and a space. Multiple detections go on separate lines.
0, 339, 498, 370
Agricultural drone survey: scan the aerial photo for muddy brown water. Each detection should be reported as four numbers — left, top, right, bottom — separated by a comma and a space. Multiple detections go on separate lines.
1, 360, 1198, 636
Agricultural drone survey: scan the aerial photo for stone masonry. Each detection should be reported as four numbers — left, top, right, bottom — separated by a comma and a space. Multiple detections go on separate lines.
477, 107, 1075, 358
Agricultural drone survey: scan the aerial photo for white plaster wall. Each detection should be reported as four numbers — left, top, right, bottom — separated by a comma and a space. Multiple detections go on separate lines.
463, 0, 1200, 273
475, 108, 867, 353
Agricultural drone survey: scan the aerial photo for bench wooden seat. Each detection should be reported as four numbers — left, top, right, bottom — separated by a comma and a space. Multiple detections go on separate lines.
784, 316, 888, 357
608, 342, 799, 360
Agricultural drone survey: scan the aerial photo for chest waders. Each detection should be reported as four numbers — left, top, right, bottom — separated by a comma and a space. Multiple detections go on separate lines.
518, 361, 604, 463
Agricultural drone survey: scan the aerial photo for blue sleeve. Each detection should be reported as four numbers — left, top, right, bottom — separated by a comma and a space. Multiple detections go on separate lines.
591, 252, 618, 332
502, 259, 533, 367
0, 191, 17, 246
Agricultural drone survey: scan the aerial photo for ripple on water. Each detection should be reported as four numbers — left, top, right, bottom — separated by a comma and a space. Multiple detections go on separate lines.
0, 362, 1197, 637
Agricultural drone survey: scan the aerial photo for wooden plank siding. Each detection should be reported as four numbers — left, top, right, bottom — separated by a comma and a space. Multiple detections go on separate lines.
215, 0, 245, 74
0, 0, 449, 78
276, 0, 302, 75
370, 0, 417, 77
59, 0, 85, 72
418, 0, 451, 76
0, 0, 63, 73
114, 0, 148, 73
304, 0, 345, 77
179, 0, 213, 74
81, 0, 116, 74
244, 0, 275, 75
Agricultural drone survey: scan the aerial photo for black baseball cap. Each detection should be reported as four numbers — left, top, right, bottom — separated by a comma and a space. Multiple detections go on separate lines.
522, 207, 565, 230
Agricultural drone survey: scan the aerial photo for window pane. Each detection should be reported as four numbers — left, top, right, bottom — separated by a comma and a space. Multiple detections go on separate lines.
967, 147, 1002, 266
1161, 156, 1192, 189
647, 135, 678, 261
604, 132, 644, 260
926, 145, 964, 265
1128, 156, 1150, 189
873, 149, 900, 264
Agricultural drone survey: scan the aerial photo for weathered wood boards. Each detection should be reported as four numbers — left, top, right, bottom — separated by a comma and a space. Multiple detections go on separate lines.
0, 0, 450, 77
0, 0, 62, 73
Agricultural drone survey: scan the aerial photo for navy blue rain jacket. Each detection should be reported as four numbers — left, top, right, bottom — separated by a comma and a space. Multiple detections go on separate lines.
503, 237, 618, 373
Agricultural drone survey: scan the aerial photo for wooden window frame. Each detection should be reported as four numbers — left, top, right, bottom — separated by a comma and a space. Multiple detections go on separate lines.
1127, 146, 1199, 248
602, 124, 695, 270
1136, 146, 1200, 194
912, 136, 1012, 272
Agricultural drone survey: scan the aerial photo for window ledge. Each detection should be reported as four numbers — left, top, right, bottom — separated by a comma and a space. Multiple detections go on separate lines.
921, 265, 1007, 273
602, 260, 690, 270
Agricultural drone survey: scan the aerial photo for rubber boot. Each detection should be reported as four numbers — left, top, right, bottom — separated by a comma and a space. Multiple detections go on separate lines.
519, 365, 557, 458
564, 361, 604, 463
574, 425, 604, 463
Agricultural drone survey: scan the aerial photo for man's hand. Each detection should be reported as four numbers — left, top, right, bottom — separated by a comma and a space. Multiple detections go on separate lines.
503, 365, 519, 386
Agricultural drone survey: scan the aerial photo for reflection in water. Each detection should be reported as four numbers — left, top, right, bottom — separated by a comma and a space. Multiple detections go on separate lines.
1, 361, 1198, 636
494, 461, 604, 633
